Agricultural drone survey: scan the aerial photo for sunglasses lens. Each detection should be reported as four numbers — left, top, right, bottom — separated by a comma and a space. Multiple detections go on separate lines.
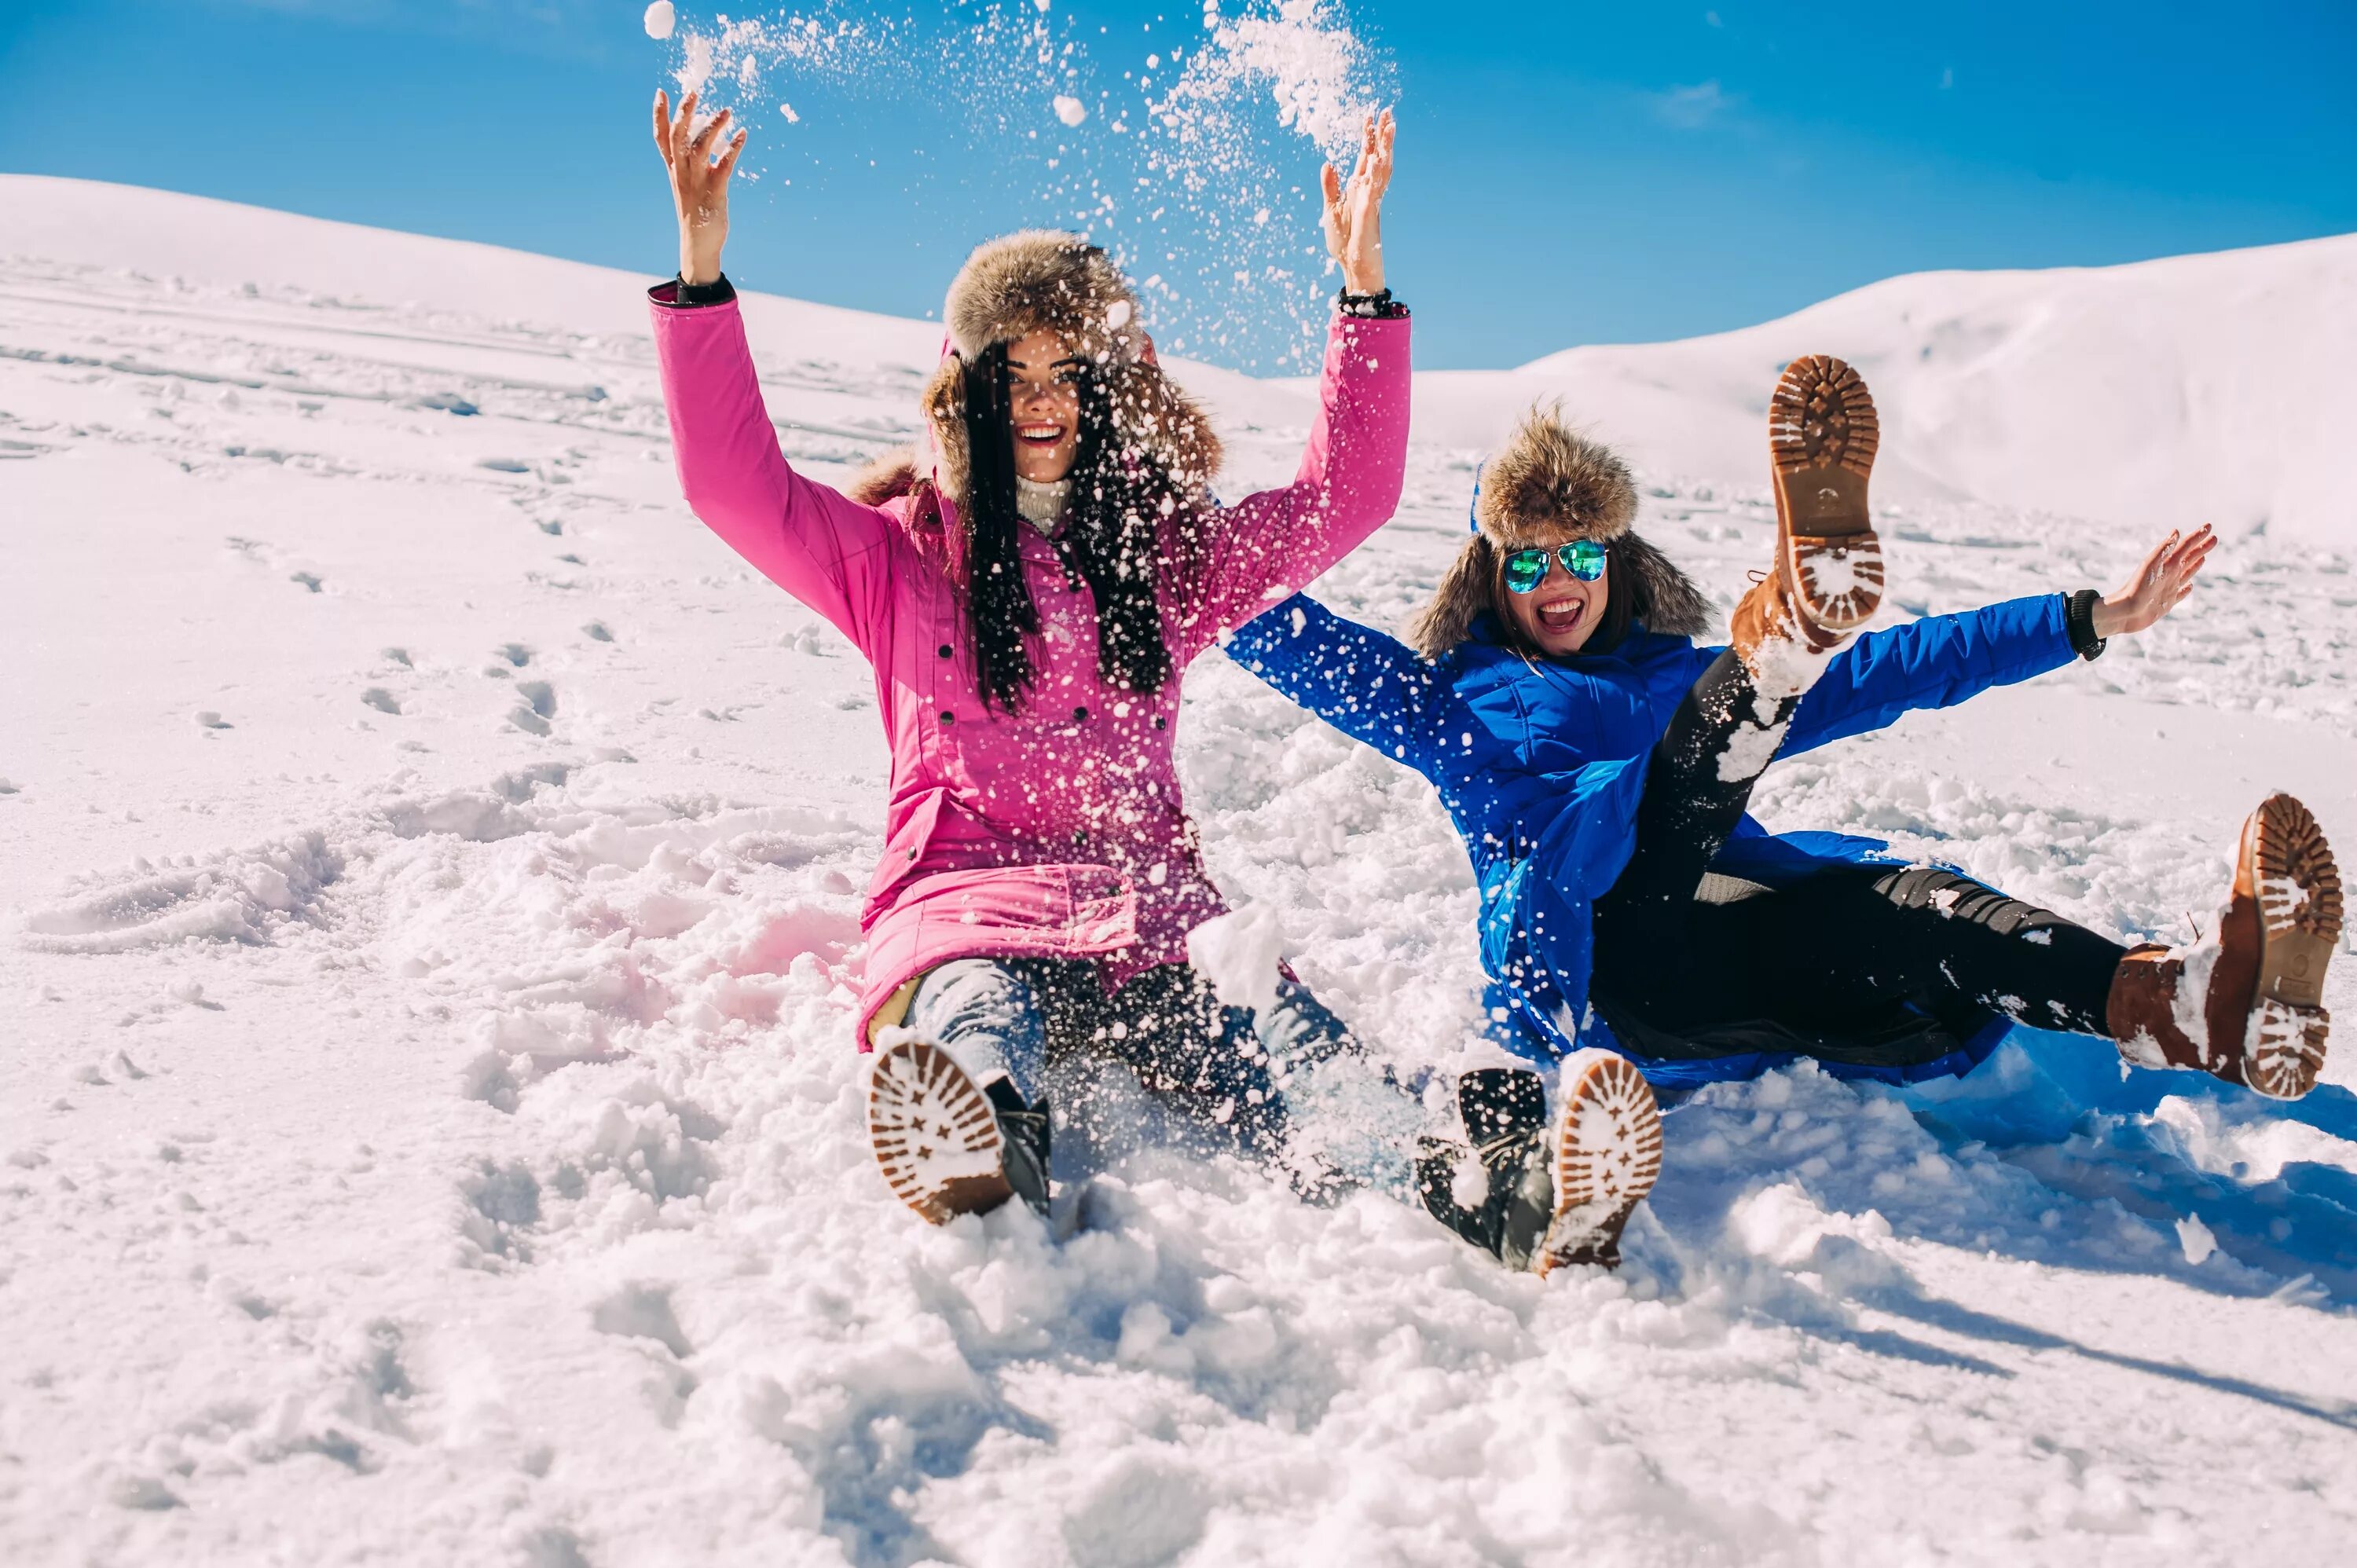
1504, 551, 1549, 593
1563, 540, 1607, 581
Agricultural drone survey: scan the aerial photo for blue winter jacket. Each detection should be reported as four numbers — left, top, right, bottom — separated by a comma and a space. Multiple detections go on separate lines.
1226, 592, 2080, 1090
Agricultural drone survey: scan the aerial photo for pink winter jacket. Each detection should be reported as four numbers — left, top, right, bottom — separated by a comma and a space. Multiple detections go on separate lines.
650, 290, 1411, 1045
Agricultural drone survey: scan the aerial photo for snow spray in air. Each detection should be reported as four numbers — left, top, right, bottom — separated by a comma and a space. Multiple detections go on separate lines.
647, 1, 1395, 372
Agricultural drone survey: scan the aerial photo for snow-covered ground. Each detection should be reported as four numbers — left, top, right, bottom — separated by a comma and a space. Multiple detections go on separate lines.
4, 177, 2355, 1566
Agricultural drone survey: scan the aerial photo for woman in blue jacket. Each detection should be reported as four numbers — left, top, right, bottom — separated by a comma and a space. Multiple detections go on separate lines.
1230, 357, 2341, 1275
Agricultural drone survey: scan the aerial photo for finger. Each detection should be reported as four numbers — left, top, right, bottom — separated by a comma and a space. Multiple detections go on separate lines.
1370, 108, 1395, 193
653, 90, 672, 160
1354, 110, 1376, 183
690, 105, 732, 159
672, 90, 699, 159
2129, 533, 2173, 591
713, 126, 748, 176
2167, 532, 2216, 581
1320, 161, 1343, 214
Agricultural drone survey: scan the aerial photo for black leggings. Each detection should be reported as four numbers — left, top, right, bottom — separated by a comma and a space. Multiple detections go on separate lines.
1590, 649, 2126, 1057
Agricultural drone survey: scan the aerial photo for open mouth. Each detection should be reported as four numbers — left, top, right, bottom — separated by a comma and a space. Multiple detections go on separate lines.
1536, 596, 1585, 635
1016, 423, 1066, 449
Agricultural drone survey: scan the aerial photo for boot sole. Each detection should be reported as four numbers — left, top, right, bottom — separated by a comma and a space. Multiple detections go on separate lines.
1769, 354, 1885, 633
1538, 1049, 1664, 1273
866, 1039, 1014, 1223
2238, 794, 2341, 1098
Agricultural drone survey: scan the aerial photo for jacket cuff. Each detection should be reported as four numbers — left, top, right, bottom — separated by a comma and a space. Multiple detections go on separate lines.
650, 274, 738, 308
1338, 288, 1408, 320
2063, 589, 2108, 661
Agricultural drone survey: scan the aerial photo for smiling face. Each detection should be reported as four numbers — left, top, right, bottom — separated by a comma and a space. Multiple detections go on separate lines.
1500, 532, 1611, 657
1004, 328, 1084, 483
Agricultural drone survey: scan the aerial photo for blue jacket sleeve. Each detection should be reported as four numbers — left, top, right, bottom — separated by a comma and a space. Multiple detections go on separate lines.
1778, 592, 2077, 756
1226, 594, 1443, 768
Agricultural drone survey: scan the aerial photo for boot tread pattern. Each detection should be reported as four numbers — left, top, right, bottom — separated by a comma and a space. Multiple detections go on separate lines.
1541, 1051, 1664, 1273
1768, 354, 1885, 632
866, 1039, 1011, 1224
1769, 354, 1880, 479
2244, 793, 2339, 1099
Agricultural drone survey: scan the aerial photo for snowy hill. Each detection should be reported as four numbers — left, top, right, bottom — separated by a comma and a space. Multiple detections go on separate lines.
1418, 232, 2357, 551
4, 178, 2356, 1566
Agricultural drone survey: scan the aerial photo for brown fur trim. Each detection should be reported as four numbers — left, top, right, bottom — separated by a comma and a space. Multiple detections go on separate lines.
1409, 407, 1715, 656
844, 445, 922, 507
919, 357, 971, 507
1476, 405, 1639, 545
944, 230, 1144, 365
1406, 536, 1497, 658
916, 232, 1222, 511
1098, 358, 1222, 491
1610, 530, 1714, 638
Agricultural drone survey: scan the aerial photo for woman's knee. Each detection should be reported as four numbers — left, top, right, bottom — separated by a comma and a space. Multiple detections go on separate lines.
906, 958, 1047, 1051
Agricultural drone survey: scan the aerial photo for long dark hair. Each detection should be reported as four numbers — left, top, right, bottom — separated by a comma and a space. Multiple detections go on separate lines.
959, 344, 1178, 710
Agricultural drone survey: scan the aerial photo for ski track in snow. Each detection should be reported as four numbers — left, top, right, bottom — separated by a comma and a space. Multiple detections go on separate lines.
5, 234, 2357, 1566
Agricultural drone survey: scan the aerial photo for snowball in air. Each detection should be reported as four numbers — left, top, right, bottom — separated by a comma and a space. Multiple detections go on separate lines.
779, 102, 801, 123
1053, 95, 1088, 127
643, 2, 675, 41
1105, 299, 1133, 328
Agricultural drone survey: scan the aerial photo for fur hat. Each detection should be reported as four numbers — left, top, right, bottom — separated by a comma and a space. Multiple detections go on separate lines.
881, 230, 1220, 511
1408, 406, 1711, 655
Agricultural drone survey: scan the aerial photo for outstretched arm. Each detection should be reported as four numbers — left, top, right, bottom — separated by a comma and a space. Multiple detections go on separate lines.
1781, 525, 2218, 754
1227, 593, 1445, 768
1171, 115, 1412, 650
647, 90, 900, 650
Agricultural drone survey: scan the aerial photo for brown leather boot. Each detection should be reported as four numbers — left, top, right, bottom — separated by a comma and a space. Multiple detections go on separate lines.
1770, 354, 1884, 631
1730, 355, 1886, 697
2106, 793, 2342, 1100
1728, 566, 1849, 698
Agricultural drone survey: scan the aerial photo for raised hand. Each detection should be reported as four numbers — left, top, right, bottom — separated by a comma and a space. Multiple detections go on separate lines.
652, 89, 748, 286
2094, 524, 2218, 638
1321, 108, 1395, 297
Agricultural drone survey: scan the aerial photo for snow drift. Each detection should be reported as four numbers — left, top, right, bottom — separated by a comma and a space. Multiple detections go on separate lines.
4, 177, 2355, 1566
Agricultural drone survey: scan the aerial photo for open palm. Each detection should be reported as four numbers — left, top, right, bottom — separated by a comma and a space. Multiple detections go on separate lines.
2097, 524, 2217, 638
653, 90, 747, 286
1321, 109, 1395, 296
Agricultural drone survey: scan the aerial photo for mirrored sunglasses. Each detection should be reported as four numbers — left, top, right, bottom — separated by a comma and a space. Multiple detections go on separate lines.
1503, 540, 1607, 593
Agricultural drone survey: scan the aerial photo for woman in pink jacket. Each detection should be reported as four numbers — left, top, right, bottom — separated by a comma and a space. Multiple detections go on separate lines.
649, 93, 1415, 1225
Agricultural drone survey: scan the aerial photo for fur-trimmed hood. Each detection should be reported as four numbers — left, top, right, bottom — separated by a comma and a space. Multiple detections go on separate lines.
1408, 406, 1711, 654
911, 231, 1221, 511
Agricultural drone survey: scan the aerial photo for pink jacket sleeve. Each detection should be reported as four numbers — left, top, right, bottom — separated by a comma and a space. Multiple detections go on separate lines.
1173, 312, 1412, 652
650, 292, 902, 652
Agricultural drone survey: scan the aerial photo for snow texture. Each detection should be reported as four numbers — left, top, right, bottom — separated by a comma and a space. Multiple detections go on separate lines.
1186, 904, 1286, 1018
4, 176, 2357, 1565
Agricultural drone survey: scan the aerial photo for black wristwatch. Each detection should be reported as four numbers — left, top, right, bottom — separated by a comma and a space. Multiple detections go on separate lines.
1338, 286, 1408, 320
2064, 588, 2108, 661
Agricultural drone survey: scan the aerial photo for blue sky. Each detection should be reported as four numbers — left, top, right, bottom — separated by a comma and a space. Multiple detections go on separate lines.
3, 1, 2352, 370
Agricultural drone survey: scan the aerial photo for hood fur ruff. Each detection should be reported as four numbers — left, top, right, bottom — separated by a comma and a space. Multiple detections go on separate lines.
1408, 406, 1712, 655
906, 230, 1221, 512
